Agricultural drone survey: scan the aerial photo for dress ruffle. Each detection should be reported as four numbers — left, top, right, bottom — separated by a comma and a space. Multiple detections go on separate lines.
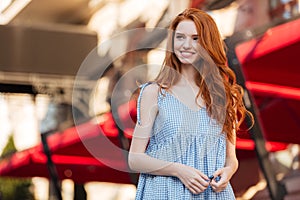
146, 130, 226, 167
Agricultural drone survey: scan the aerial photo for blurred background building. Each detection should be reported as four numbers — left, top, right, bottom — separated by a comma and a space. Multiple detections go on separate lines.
0, 0, 300, 199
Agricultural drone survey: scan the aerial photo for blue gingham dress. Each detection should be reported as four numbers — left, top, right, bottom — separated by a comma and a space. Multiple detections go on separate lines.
135, 83, 235, 200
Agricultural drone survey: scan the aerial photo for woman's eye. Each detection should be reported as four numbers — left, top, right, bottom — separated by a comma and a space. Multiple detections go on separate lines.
176, 35, 184, 39
192, 36, 199, 41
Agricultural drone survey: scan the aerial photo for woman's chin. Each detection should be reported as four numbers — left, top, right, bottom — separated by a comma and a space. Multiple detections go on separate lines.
179, 58, 196, 65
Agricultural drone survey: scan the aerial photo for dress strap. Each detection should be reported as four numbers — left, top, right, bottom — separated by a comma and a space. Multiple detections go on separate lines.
137, 82, 152, 125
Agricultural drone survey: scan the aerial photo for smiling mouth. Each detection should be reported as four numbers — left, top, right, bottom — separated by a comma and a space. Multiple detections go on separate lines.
180, 51, 195, 57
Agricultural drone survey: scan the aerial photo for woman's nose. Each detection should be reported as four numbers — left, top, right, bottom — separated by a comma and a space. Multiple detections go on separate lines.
183, 38, 192, 49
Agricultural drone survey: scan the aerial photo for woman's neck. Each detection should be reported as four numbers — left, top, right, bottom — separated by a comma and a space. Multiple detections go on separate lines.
180, 64, 197, 85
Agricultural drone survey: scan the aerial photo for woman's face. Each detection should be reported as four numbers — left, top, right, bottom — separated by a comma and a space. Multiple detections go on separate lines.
173, 20, 199, 65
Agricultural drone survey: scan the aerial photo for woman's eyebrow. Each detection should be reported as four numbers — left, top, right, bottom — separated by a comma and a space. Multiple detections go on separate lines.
175, 32, 198, 37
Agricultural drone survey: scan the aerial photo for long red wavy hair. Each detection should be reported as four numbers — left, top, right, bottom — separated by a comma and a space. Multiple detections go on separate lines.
154, 8, 253, 143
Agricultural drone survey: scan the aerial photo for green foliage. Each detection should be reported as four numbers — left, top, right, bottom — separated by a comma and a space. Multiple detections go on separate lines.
0, 135, 34, 200
1, 135, 16, 158
0, 178, 34, 200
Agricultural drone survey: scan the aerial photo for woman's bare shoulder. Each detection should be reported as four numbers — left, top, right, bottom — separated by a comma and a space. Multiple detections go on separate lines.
139, 82, 159, 105
141, 82, 159, 95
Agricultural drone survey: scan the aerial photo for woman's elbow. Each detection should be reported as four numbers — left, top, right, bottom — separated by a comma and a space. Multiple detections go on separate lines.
128, 152, 138, 171
233, 157, 239, 173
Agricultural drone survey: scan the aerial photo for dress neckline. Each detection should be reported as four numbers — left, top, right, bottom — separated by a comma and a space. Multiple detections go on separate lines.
164, 90, 205, 112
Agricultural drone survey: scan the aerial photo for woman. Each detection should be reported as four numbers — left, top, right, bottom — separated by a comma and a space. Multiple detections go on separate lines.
128, 8, 253, 199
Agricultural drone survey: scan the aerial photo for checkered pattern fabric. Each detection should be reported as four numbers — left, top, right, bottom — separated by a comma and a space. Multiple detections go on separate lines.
135, 83, 235, 199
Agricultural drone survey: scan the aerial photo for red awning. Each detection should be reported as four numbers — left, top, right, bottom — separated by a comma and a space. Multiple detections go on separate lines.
0, 112, 135, 184
0, 149, 132, 184
236, 17, 300, 144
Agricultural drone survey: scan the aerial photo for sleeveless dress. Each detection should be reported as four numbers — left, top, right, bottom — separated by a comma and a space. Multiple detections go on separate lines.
135, 82, 235, 200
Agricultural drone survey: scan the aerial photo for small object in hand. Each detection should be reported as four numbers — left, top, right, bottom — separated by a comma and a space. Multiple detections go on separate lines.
209, 175, 214, 180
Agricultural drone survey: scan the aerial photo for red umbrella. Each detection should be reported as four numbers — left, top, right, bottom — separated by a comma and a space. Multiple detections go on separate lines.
0, 112, 136, 184
235, 17, 300, 144
0, 148, 132, 184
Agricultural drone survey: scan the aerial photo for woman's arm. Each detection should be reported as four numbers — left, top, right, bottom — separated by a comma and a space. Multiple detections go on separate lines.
128, 84, 176, 175
210, 132, 239, 192
128, 84, 209, 194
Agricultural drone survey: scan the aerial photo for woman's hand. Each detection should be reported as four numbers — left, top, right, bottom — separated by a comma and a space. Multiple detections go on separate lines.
210, 166, 234, 193
174, 163, 210, 194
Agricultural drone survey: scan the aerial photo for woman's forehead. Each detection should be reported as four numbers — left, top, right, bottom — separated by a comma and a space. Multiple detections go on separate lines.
175, 20, 198, 35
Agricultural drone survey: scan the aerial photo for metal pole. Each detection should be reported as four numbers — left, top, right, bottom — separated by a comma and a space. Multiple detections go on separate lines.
41, 131, 62, 200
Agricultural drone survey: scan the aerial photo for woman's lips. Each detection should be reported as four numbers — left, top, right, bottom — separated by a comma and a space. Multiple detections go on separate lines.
180, 51, 195, 58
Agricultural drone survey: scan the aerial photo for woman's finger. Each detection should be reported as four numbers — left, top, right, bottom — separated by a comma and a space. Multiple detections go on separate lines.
188, 176, 209, 194
213, 168, 223, 178
211, 177, 228, 193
